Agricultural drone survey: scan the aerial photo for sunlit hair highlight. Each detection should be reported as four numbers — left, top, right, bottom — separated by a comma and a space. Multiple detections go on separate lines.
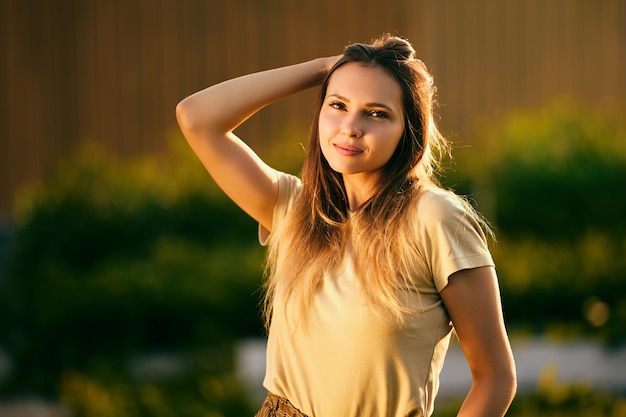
263, 34, 486, 329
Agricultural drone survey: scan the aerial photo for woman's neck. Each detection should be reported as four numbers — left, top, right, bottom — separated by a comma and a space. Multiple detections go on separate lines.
342, 172, 380, 211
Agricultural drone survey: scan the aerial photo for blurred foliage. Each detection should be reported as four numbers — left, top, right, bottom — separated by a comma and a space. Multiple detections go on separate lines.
443, 101, 626, 343
59, 364, 254, 417
437, 367, 626, 417
468, 102, 626, 240
0, 137, 264, 414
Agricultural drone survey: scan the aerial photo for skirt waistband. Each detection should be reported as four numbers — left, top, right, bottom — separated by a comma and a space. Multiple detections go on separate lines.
255, 392, 309, 417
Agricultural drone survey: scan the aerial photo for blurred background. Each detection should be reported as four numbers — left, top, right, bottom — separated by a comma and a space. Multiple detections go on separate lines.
1, 0, 625, 416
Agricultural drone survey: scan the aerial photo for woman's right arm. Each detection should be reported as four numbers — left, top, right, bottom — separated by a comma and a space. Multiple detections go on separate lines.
176, 56, 338, 232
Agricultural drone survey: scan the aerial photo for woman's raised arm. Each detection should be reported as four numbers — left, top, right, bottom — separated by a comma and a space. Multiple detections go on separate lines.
176, 56, 339, 231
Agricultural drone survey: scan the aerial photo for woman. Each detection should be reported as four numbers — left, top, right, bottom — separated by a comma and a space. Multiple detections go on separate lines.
176, 34, 516, 417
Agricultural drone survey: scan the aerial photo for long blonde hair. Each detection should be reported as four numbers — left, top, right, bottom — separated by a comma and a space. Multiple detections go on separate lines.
264, 35, 487, 328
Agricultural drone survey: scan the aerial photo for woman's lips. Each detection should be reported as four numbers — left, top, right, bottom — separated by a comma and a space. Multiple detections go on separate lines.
333, 143, 363, 156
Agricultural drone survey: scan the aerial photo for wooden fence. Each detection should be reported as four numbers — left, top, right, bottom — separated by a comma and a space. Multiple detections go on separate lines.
1, 0, 624, 216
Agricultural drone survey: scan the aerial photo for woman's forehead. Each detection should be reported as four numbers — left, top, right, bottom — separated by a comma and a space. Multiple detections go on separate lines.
326, 63, 403, 110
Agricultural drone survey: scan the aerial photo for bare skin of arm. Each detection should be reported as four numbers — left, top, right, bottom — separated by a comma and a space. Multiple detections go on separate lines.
176, 56, 339, 231
440, 266, 517, 417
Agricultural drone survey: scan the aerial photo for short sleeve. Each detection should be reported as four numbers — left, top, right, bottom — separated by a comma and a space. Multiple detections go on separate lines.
258, 171, 302, 246
414, 190, 494, 292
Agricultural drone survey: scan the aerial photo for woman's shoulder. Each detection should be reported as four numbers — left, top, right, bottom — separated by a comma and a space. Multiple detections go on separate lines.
256, 170, 303, 221
271, 170, 303, 217
276, 170, 302, 196
414, 185, 468, 220
259, 171, 302, 245
411, 184, 491, 241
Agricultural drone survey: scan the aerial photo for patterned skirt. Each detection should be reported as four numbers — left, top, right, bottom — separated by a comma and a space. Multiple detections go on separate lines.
255, 392, 309, 417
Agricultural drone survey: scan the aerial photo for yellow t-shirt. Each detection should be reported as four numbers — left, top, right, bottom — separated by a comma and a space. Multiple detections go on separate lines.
259, 171, 494, 417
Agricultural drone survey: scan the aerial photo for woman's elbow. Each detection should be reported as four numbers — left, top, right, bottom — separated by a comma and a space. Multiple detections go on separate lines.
176, 97, 226, 138
473, 358, 517, 399
494, 361, 517, 401
175, 98, 196, 132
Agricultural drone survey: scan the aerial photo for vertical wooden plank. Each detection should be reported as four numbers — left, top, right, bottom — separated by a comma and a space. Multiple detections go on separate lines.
397, 0, 420, 47
116, 0, 139, 154
159, 0, 182, 139
454, 0, 471, 139
499, 0, 519, 113
0, 0, 15, 215
20, 0, 45, 187
93, 0, 114, 146
51, 0, 81, 161
78, 0, 102, 146
481, 0, 500, 116
583, 0, 623, 105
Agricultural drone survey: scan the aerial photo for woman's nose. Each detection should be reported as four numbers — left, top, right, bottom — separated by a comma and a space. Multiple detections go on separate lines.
341, 115, 363, 138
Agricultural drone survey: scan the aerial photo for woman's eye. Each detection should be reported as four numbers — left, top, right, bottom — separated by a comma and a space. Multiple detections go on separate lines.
329, 101, 346, 110
368, 110, 389, 119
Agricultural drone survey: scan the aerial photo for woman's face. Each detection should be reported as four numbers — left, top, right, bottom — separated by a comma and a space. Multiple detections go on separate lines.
318, 62, 405, 183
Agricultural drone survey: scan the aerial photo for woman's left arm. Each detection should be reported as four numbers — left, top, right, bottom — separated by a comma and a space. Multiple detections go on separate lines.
440, 266, 517, 417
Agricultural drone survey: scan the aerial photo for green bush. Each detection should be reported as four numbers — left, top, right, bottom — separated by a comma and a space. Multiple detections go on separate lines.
444, 101, 626, 342
59, 365, 256, 417
436, 369, 626, 417
477, 102, 625, 240
0, 138, 265, 409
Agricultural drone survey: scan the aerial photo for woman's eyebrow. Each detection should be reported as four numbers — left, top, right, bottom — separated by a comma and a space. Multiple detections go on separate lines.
327, 94, 396, 112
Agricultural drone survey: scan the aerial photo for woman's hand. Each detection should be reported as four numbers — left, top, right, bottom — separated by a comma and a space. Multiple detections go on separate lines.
323, 54, 344, 73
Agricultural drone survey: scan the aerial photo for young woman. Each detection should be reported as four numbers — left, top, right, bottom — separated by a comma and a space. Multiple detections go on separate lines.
176, 35, 516, 417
